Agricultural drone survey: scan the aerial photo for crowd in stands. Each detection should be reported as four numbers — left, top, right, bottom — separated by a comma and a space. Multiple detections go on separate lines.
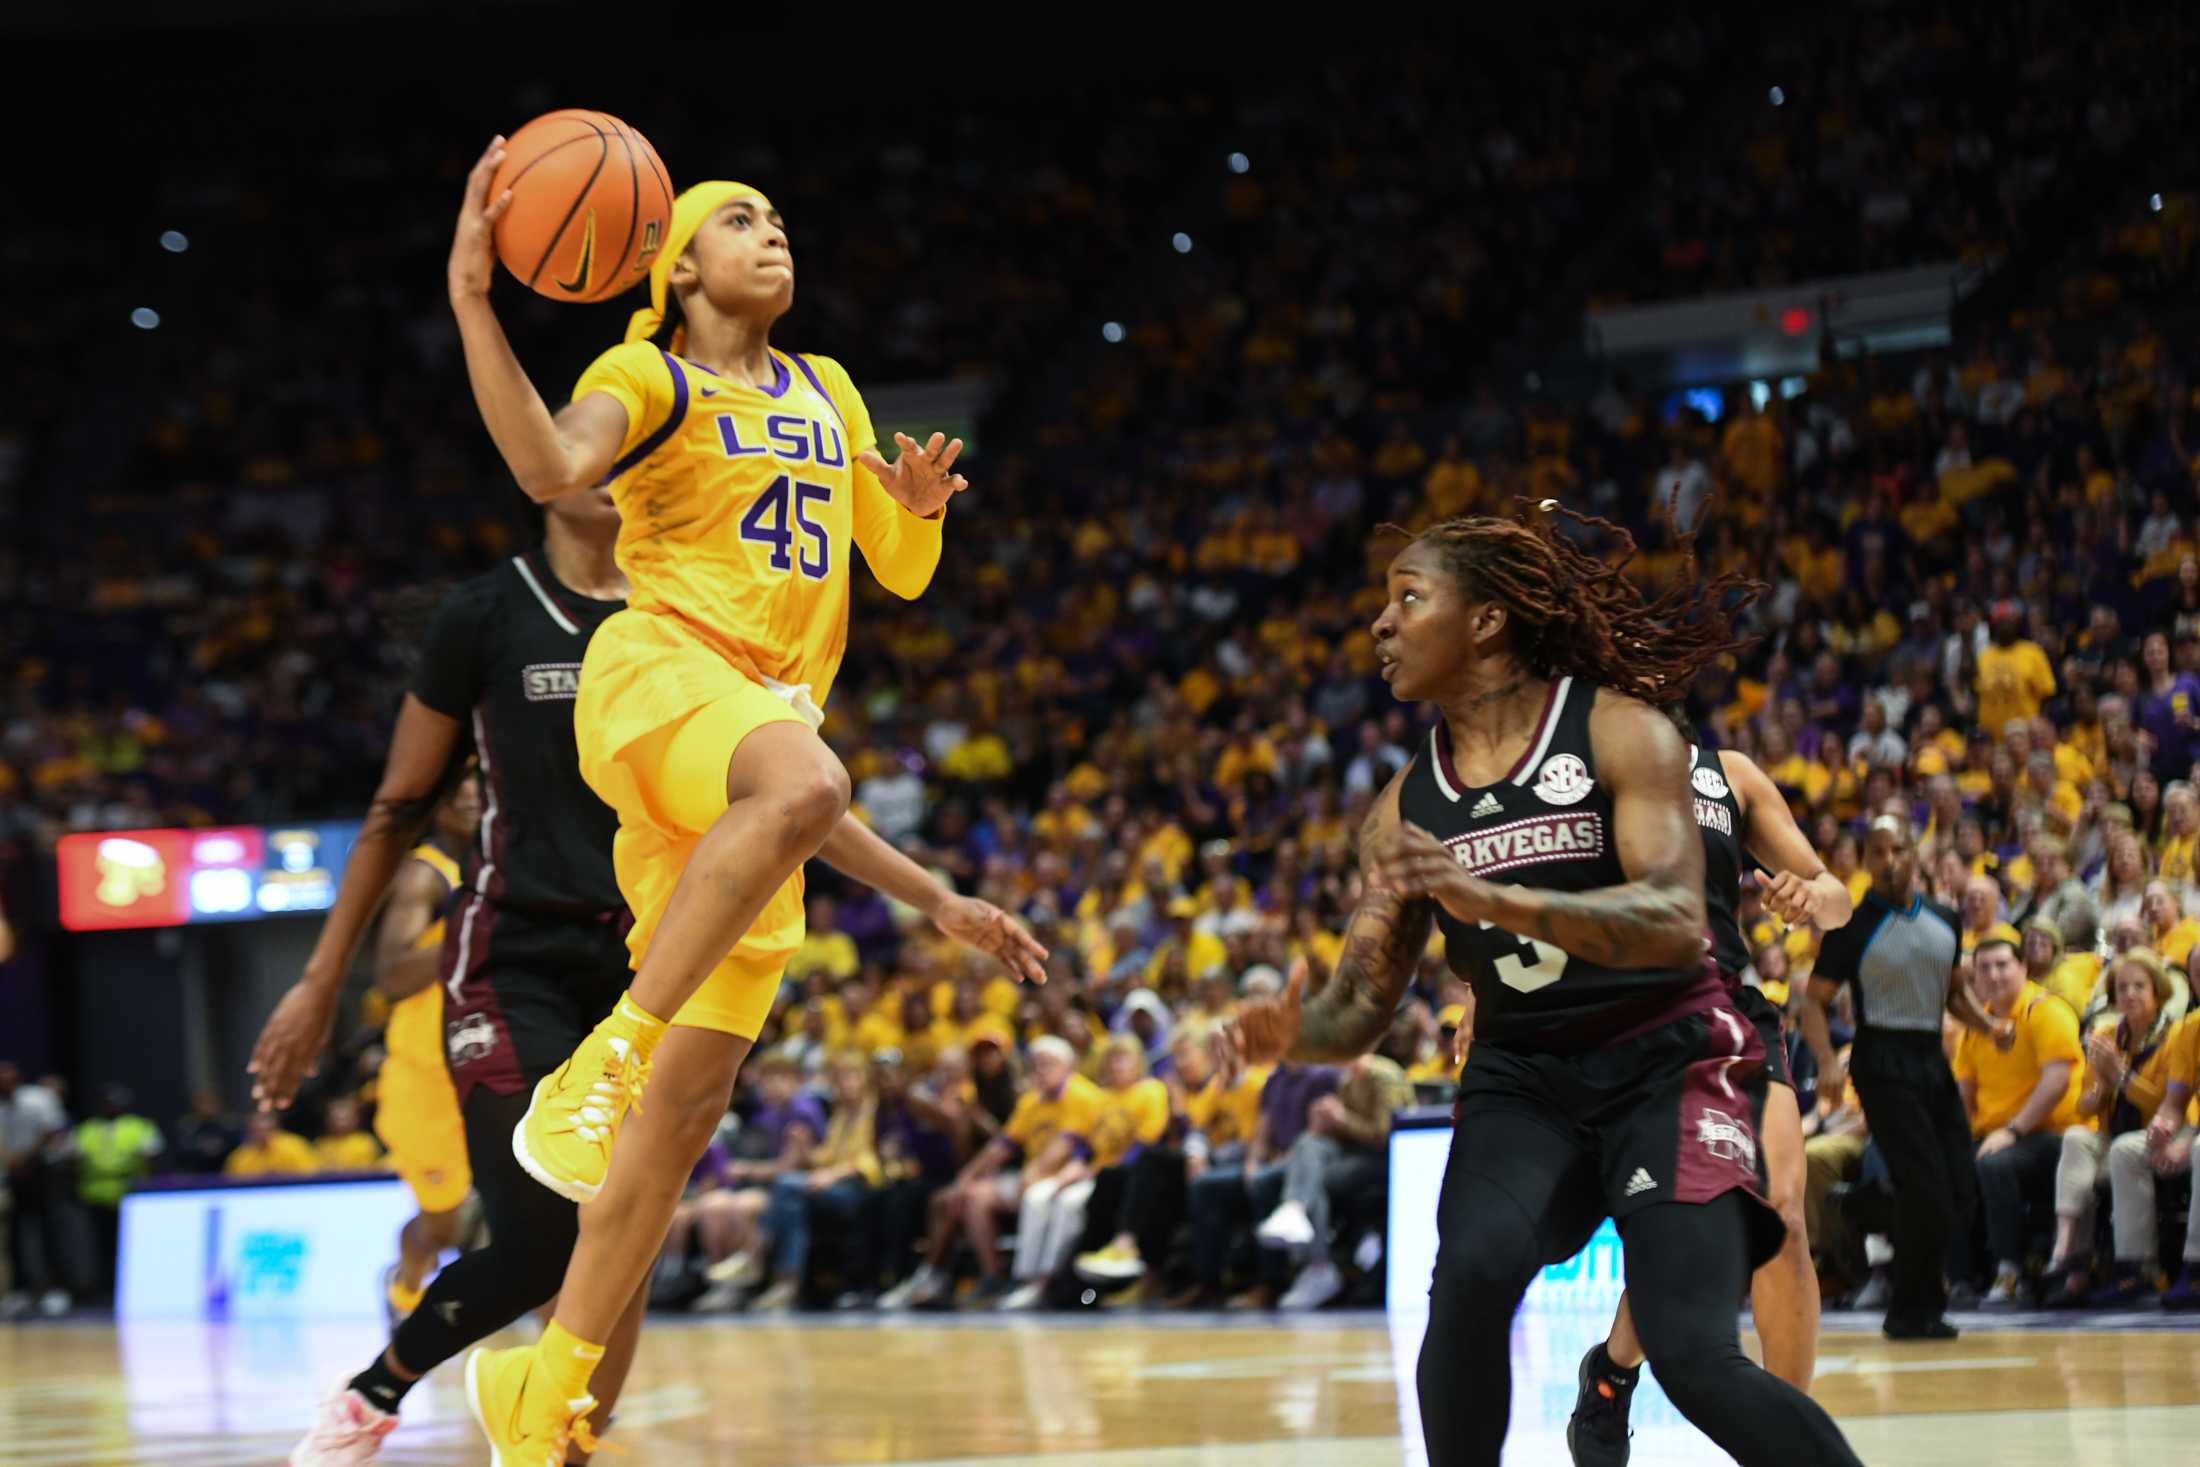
1592, 2, 2198, 306
7, 6, 2200, 1322
0, 1061, 402, 1317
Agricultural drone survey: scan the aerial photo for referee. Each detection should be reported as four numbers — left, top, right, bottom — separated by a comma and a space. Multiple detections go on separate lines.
1801, 813, 2012, 1340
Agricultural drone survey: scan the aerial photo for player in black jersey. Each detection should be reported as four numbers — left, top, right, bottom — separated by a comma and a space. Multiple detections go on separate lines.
254, 485, 1042, 1465
1219, 508, 1860, 1467
1566, 739, 1854, 1466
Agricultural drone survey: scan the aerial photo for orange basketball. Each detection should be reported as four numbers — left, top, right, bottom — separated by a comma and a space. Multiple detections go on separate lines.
489, 110, 673, 304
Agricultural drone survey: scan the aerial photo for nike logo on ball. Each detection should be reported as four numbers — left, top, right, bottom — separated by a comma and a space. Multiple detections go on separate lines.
555, 213, 598, 295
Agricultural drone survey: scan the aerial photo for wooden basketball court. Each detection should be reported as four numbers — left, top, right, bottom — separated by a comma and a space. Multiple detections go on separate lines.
3, 1308, 2195, 1464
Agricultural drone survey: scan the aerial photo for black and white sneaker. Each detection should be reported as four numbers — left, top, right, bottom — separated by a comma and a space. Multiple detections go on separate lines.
1565, 1342, 1638, 1467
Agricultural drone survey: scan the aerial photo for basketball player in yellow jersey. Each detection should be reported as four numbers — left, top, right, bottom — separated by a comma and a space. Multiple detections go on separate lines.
371, 771, 480, 1321
443, 137, 1045, 1458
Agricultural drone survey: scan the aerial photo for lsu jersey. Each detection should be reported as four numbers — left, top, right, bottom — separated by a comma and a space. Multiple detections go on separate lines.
375, 841, 471, 1211
381, 842, 461, 1080
573, 342, 944, 709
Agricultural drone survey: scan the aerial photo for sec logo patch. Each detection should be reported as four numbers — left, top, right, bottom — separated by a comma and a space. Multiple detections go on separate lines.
1534, 753, 1593, 806
1692, 763, 1730, 799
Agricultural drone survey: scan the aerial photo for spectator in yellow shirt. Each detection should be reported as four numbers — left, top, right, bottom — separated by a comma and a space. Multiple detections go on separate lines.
225, 1112, 320, 1178
2020, 752, 2083, 835
1147, 899, 1228, 985
1422, 437, 1482, 519
1408, 1004, 1469, 1083
1958, 883, 2007, 957
2143, 882, 2200, 972
788, 895, 861, 985
1975, 605, 2056, 738
999, 1037, 1167, 1310
2031, 714, 2095, 789
849, 983, 906, 1059
1076, 1026, 1265, 1288
896, 1037, 1100, 1309
2022, 918, 2092, 1020
1955, 939, 2085, 1304
312, 1097, 384, 1172
2159, 782, 2199, 887
2046, 952, 2193, 1306
1719, 398, 1784, 497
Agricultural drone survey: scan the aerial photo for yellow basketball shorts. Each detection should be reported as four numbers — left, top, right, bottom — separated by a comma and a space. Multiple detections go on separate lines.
576, 610, 821, 1039
374, 1059, 472, 1214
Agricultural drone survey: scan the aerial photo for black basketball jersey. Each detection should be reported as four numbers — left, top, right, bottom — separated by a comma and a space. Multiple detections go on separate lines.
410, 549, 625, 923
1689, 745, 1750, 977
1398, 675, 1709, 1051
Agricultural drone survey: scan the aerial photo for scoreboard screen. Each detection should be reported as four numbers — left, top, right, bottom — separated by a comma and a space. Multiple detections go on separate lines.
57, 821, 362, 932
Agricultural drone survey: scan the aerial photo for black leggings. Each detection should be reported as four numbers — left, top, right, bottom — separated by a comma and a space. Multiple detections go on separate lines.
1415, 1112, 1859, 1466
387, 1087, 578, 1375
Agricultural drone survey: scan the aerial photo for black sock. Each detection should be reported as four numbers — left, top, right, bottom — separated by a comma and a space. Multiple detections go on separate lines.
347, 1353, 413, 1415
1589, 1341, 1642, 1391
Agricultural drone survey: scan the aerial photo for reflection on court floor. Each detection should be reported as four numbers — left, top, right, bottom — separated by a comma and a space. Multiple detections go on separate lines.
2, 1306, 2197, 1464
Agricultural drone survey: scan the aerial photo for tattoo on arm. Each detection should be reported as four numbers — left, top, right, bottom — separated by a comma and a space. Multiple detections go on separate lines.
1293, 884, 1434, 1062
1479, 870, 1704, 970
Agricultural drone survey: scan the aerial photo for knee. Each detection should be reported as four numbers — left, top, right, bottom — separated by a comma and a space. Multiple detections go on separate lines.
2106, 1134, 2151, 1177
1637, 1339, 1738, 1413
770, 758, 851, 852
1975, 1148, 2015, 1187
1427, 1238, 1533, 1322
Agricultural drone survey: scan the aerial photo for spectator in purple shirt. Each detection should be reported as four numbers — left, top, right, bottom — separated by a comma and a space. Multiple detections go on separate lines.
1173, 1060, 1340, 1308
1804, 652, 1861, 734
2136, 633, 2200, 782
733, 1049, 829, 1174
656, 1139, 737, 1296
684, 1050, 826, 1310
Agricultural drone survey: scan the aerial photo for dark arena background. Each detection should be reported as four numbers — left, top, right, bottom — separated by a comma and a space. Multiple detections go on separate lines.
1, 3, 2197, 1462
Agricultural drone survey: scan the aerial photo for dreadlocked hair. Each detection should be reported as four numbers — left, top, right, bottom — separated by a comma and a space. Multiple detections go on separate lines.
1395, 498, 1763, 707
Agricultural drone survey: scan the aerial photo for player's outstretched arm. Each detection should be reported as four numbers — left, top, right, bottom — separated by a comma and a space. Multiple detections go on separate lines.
1798, 978, 1844, 1093
1365, 695, 1705, 970
372, 858, 450, 1003
815, 813, 1048, 986
1217, 771, 1433, 1074
249, 694, 459, 1111
1726, 750, 1853, 931
446, 135, 627, 501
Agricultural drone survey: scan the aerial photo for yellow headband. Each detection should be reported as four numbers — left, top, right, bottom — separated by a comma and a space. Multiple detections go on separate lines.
623, 180, 773, 348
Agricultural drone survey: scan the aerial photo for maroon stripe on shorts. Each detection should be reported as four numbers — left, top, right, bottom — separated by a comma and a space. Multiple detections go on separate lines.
1672, 1004, 1770, 1207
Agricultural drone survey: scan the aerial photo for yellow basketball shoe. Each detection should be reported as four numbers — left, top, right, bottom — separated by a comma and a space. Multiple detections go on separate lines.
465, 1345, 601, 1467
511, 996, 663, 1203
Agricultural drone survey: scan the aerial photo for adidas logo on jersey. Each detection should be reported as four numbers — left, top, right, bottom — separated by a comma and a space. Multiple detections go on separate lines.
1624, 1168, 1657, 1198
1470, 792, 1504, 818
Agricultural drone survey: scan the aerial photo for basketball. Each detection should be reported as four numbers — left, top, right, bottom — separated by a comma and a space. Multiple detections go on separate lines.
489, 109, 673, 304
